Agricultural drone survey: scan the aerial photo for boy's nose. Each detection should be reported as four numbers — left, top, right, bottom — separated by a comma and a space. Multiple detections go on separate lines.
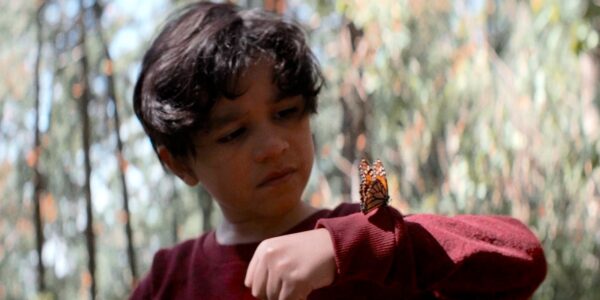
253, 132, 289, 162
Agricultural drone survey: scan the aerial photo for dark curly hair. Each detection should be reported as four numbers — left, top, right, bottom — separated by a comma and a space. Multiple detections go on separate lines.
133, 1, 324, 160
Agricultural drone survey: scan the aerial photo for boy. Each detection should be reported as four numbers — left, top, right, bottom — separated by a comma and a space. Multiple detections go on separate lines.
130, 2, 547, 299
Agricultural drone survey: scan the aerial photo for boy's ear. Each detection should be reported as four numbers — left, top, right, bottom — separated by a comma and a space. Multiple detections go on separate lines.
157, 146, 199, 186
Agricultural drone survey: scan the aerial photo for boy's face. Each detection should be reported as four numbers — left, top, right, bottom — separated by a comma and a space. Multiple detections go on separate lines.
185, 62, 314, 222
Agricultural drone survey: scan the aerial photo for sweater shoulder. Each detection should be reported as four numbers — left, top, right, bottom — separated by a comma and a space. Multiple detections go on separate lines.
152, 235, 203, 268
143, 233, 212, 294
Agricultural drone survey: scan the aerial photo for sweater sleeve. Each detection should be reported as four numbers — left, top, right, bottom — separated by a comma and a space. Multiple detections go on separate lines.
315, 205, 547, 299
129, 277, 151, 300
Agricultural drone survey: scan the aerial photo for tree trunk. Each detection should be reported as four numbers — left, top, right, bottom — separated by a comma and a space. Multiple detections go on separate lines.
32, 0, 47, 293
92, 0, 138, 285
263, 0, 286, 13
239, 0, 263, 9
338, 21, 369, 199
197, 187, 213, 232
77, 1, 96, 298
170, 178, 179, 244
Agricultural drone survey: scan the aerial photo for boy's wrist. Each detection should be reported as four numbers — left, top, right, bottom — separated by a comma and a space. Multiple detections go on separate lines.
244, 227, 336, 299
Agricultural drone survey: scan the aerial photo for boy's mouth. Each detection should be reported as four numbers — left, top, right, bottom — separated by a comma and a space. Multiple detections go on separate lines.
257, 167, 296, 188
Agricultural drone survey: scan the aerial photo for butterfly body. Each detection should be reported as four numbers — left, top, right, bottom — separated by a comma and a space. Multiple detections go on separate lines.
358, 159, 390, 214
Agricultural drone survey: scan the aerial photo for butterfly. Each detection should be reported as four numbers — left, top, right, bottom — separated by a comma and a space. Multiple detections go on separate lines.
358, 159, 390, 214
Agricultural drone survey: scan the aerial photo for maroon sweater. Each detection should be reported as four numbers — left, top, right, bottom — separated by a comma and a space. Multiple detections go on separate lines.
130, 203, 546, 299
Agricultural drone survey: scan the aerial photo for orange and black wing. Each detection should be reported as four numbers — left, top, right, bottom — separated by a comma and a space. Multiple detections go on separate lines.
358, 159, 390, 214
359, 159, 372, 207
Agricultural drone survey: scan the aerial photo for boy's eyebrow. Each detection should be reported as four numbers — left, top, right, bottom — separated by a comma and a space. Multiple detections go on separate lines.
208, 110, 245, 130
273, 93, 301, 103
208, 95, 301, 130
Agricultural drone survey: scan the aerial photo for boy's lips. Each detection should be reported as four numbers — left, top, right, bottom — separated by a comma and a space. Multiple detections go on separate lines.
257, 167, 297, 187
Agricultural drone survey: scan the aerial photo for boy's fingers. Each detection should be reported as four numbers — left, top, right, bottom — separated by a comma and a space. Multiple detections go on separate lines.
278, 284, 289, 300
251, 255, 268, 298
245, 249, 259, 288
266, 272, 282, 300
279, 283, 304, 300
244, 261, 253, 287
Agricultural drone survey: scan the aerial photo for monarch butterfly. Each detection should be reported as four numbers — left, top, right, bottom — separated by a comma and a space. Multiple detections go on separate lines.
358, 159, 390, 214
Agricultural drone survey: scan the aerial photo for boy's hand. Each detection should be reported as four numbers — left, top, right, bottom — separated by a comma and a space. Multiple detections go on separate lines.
244, 228, 336, 300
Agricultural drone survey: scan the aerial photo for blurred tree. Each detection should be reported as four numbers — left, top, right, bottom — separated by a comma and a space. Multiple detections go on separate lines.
32, 0, 48, 294
197, 187, 214, 233
76, 0, 97, 297
91, 0, 138, 286
264, 0, 286, 13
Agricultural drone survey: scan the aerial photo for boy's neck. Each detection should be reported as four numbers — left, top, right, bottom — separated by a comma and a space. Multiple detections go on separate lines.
215, 201, 318, 245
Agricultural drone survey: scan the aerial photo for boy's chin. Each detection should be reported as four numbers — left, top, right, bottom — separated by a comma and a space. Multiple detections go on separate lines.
252, 193, 305, 218
264, 196, 302, 212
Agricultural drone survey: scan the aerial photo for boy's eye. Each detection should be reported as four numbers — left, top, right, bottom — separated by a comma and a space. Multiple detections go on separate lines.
275, 107, 300, 120
217, 128, 246, 144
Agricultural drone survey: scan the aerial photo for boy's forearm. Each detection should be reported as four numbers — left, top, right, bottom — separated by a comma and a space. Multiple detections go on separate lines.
316, 206, 547, 299
406, 213, 547, 299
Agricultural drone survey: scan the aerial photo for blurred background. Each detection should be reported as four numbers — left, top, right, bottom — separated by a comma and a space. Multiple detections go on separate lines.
1, 0, 600, 299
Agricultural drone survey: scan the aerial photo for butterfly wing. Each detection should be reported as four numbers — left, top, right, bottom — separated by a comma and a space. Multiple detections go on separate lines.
358, 159, 390, 214
373, 160, 387, 186
371, 159, 389, 201
358, 159, 372, 212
